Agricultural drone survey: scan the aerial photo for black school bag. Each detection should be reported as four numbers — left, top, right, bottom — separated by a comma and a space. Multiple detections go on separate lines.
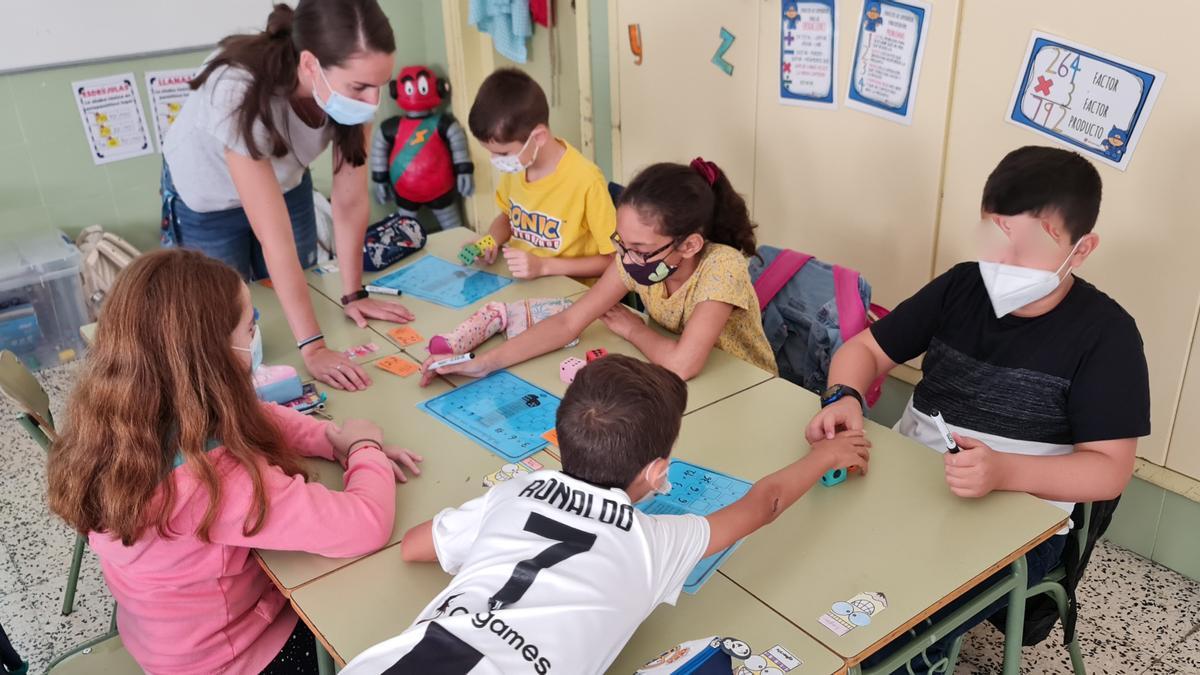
362, 212, 427, 272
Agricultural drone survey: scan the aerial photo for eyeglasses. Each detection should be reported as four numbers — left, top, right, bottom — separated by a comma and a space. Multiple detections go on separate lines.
610, 233, 678, 265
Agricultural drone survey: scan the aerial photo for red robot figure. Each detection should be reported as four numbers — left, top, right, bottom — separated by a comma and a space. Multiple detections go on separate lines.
371, 66, 475, 230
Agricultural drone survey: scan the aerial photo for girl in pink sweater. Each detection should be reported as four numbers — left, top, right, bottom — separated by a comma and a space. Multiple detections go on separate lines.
48, 249, 422, 674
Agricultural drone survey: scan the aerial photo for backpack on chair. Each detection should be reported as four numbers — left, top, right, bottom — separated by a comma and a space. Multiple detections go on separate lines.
76, 226, 141, 319
749, 246, 889, 406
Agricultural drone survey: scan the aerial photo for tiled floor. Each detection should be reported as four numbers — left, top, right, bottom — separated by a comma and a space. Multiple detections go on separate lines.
1, 363, 1198, 674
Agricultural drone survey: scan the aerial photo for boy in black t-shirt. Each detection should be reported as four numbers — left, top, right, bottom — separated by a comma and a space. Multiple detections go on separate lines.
807, 146, 1150, 671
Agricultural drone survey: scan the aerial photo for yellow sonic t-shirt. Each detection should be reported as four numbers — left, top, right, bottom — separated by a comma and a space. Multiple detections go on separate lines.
495, 139, 616, 260
617, 243, 779, 375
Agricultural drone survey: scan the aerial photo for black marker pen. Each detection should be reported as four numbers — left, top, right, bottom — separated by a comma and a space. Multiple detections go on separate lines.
930, 410, 959, 454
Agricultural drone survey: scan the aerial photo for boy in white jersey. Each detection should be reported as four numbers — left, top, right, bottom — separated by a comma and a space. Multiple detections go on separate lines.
343, 355, 871, 674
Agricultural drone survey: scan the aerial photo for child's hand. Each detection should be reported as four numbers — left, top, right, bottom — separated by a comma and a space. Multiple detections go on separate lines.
502, 246, 545, 279
810, 429, 871, 476
418, 352, 494, 387
380, 445, 423, 483
478, 239, 499, 265
805, 397, 864, 444
326, 419, 384, 466
600, 305, 644, 340
343, 297, 415, 328
944, 433, 1006, 498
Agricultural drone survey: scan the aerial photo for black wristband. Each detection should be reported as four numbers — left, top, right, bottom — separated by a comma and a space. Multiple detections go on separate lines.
340, 288, 369, 306
820, 384, 864, 410
371, 171, 390, 184
297, 333, 324, 351
453, 162, 475, 175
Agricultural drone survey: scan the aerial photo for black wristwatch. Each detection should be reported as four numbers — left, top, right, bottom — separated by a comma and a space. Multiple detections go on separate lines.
340, 288, 369, 306
820, 384, 864, 410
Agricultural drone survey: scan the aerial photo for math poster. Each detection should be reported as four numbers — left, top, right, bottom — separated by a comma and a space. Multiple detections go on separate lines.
1007, 32, 1164, 171
145, 68, 197, 149
780, 0, 837, 108
845, 0, 931, 125
71, 73, 153, 165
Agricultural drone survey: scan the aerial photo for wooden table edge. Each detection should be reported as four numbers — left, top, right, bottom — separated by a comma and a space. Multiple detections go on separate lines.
255, 540, 404, 598
846, 514, 1070, 666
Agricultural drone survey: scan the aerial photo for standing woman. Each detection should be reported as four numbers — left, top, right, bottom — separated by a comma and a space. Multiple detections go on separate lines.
163, 0, 412, 391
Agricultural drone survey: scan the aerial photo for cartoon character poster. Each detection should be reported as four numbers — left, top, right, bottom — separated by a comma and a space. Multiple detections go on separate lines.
845, 0, 931, 125
779, 1, 837, 108
1007, 32, 1164, 171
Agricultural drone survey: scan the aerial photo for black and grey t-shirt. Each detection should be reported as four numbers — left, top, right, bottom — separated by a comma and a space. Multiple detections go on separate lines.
871, 262, 1150, 517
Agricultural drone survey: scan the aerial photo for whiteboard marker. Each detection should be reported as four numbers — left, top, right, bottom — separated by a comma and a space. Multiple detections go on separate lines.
429, 352, 475, 370
365, 285, 402, 296
930, 410, 959, 454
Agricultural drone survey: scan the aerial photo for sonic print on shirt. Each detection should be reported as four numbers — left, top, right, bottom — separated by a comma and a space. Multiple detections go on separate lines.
507, 199, 564, 252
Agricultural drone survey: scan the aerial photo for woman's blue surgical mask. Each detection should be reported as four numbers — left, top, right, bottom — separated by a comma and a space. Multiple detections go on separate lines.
313, 62, 378, 126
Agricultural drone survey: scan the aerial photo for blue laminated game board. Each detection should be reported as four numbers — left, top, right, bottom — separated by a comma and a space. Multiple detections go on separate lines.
371, 255, 512, 308
637, 460, 752, 594
418, 371, 559, 462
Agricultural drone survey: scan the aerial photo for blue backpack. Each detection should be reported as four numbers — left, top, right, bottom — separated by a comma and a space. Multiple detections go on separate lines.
749, 246, 888, 406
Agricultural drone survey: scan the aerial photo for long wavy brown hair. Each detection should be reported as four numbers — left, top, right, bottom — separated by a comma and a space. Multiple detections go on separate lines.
47, 249, 306, 546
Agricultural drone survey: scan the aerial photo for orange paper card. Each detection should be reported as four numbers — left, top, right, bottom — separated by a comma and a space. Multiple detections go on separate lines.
376, 355, 418, 377
541, 429, 559, 446
388, 326, 424, 347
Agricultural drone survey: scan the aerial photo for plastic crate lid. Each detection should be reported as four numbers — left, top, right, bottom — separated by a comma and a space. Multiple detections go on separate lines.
0, 228, 82, 286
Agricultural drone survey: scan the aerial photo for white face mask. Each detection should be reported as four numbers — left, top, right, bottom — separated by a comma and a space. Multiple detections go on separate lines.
978, 239, 1082, 318
634, 464, 673, 505
489, 136, 537, 174
232, 324, 263, 373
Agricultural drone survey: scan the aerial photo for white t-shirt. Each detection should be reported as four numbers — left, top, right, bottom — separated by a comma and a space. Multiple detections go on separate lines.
341, 470, 711, 675
896, 398, 1074, 533
163, 63, 332, 213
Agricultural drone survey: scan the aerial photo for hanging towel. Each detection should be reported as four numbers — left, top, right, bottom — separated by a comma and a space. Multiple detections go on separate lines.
469, 0, 533, 63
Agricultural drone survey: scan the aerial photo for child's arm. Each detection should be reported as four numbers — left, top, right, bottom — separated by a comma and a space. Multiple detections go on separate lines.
806, 330, 897, 442
602, 300, 731, 381
419, 261, 629, 385
503, 249, 613, 280
945, 434, 1136, 503
262, 402, 337, 460
207, 447, 397, 557
400, 519, 437, 562
702, 431, 871, 557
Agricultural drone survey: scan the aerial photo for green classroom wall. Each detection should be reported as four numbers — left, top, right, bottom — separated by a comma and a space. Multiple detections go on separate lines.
0, 0, 447, 252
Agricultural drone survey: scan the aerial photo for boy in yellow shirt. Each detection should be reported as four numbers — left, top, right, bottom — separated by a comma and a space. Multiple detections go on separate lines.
467, 68, 616, 280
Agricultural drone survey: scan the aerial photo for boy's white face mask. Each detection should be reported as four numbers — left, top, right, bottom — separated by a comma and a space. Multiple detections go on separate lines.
489, 136, 538, 174
978, 239, 1081, 318
634, 464, 672, 505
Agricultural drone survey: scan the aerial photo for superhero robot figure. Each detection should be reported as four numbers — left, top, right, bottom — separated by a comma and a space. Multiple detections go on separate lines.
371, 66, 475, 230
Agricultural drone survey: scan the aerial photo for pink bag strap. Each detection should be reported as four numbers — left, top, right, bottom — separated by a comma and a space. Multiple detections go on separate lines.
754, 249, 813, 312
832, 265, 869, 338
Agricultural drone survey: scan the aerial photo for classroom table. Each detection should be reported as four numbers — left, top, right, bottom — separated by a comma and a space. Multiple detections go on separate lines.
305, 227, 589, 350
289, 540, 847, 674
254, 350, 561, 594
670, 378, 1069, 670
248, 280, 399, 375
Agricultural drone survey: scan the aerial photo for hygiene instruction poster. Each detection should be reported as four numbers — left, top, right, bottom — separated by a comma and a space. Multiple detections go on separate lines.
780, 0, 837, 108
71, 73, 154, 165
1007, 32, 1164, 171
845, 0, 931, 125
145, 68, 197, 148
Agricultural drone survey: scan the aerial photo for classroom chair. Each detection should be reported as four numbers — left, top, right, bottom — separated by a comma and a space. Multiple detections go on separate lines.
852, 504, 1094, 675
0, 350, 87, 616
45, 607, 138, 675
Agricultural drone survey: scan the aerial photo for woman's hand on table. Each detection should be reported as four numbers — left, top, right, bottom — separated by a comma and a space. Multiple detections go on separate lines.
303, 343, 371, 391
344, 297, 414, 328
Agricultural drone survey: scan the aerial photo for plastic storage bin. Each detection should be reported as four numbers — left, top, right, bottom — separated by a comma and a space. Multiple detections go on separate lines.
0, 229, 88, 370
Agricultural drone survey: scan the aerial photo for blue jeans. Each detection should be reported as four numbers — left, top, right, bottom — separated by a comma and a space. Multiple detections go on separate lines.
160, 162, 318, 281
863, 534, 1067, 674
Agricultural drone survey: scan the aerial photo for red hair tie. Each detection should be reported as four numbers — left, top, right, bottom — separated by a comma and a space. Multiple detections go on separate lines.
689, 157, 720, 187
